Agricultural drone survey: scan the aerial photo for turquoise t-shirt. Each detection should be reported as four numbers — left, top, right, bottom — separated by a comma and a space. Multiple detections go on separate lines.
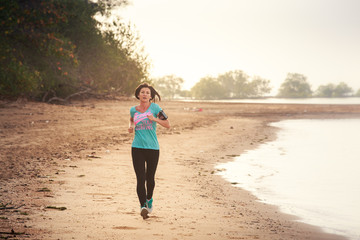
130, 103, 162, 150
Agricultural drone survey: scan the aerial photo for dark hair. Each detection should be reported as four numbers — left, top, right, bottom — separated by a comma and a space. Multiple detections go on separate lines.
134, 83, 161, 102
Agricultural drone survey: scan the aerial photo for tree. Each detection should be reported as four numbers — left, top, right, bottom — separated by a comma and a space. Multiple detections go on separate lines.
356, 89, 360, 97
152, 75, 184, 99
333, 82, 353, 97
0, 0, 147, 101
315, 82, 353, 97
191, 77, 226, 100
218, 70, 248, 98
0, 0, 77, 99
217, 71, 236, 98
217, 70, 271, 98
247, 76, 272, 97
315, 84, 336, 97
277, 73, 312, 98
189, 69, 272, 100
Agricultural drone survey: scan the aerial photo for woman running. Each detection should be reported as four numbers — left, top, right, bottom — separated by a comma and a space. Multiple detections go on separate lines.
128, 83, 170, 219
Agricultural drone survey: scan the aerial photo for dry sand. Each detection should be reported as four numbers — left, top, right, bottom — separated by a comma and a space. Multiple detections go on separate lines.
1, 99, 359, 239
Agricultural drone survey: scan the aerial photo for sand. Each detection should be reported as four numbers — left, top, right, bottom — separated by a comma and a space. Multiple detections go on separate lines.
1, 99, 359, 239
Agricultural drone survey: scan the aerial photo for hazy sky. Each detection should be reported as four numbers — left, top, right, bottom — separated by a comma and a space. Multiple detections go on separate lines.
118, 0, 360, 93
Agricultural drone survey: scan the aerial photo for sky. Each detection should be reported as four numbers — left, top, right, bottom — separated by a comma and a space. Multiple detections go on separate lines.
116, 0, 360, 93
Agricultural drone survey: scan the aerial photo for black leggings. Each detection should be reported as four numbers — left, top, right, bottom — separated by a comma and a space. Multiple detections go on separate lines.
131, 147, 159, 207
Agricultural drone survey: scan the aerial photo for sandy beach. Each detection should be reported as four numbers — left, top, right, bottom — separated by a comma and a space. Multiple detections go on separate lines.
1, 99, 359, 239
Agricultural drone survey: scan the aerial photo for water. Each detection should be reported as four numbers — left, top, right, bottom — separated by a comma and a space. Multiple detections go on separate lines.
216, 119, 360, 240
181, 97, 360, 104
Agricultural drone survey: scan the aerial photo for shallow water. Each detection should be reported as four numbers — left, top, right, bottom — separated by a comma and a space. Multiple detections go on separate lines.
217, 119, 360, 240
182, 97, 360, 104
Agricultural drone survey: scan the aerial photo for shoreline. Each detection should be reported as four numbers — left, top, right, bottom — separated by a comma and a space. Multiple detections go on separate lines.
1, 100, 359, 239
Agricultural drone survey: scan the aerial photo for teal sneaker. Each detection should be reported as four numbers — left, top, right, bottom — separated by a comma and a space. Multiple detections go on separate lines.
140, 203, 149, 219
146, 198, 153, 214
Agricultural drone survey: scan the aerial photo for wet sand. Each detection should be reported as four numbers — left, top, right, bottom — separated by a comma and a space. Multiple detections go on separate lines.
1, 99, 359, 239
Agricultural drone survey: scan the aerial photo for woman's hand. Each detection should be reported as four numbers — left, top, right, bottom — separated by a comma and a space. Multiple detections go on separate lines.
148, 114, 170, 129
128, 117, 134, 133
128, 126, 134, 133
147, 114, 156, 122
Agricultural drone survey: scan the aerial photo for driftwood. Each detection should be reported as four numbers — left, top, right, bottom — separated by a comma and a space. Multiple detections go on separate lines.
44, 87, 126, 104
0, 203, 25, 210
41, 89, 55, 102
47, 87, 92, 104
0, 229, 25, 235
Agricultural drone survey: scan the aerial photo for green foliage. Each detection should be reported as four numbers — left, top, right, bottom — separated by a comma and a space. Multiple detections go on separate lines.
315, 82, 353, 97
0, 0, 148, 101
100, 22, 149, 94
356, 89, 360, 97
277, 73, 312, 98
0, 0, 79, 99
190, 70, 272, 100
333, 82, 353, 97
191, 77, 227, 100
315, 83, 335, 97
218, 70, 248, 98
0, 41, 40, 97
217, 70, 271, 98
248, 76, 272, 97
152, 75, 184, 99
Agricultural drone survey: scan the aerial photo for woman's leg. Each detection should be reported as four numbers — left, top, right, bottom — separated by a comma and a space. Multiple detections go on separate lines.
145, 149, 159, 200
131, 148, 147, 207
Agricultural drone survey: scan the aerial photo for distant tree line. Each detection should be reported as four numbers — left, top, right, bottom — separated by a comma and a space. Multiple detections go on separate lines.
277, 73, 357, 98
153, 72, 360, 100
152, 70, 271, 100
0, 0, 148, 102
